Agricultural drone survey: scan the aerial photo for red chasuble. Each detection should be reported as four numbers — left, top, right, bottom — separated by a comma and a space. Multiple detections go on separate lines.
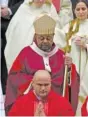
8, 90, 75, 116
81, 97, 88, 116
5, 43, 79, 114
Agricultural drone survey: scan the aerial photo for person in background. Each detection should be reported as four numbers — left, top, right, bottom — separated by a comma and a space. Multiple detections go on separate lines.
5, 14, 79, 115
5, 0, 66, 72
8, 70, 75, 116
52, 0, 73, 27
70, 0, 78, 18
1, 0, 9, 96
1, 0, 24, 48
63, 0, 88, 78
1, 0, 24, 95
1, 0, 24, 34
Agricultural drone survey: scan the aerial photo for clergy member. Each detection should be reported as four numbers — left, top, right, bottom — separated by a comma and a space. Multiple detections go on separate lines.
8, 70, 75, 116
5, 0, 73, 72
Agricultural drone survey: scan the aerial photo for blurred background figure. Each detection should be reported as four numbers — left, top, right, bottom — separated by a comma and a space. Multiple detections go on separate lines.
52, 0, 73, 28
63, 0, 88, 78
1, 0, 24, 95
1, 0, 9, 96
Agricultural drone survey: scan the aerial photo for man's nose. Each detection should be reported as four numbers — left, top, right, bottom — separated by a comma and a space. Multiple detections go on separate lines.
41, 85, 45, 90
43, 38, 48, 43
79, 9, 83, 13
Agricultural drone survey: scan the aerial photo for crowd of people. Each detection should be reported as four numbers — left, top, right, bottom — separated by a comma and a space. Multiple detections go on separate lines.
1, 0, 88, 116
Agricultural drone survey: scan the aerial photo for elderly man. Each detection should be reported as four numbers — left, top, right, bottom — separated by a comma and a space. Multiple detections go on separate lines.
5, 0, 73, 72
8, 70, 75, 116
5, 14, 79, 114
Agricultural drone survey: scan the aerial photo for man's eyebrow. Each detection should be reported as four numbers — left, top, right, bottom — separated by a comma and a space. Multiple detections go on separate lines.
36, 83, 50, 85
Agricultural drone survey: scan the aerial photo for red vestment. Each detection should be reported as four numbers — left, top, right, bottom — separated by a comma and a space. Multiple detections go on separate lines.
8, 90, 75, 116
81, 97, 88, 116
5, 43, 79, 113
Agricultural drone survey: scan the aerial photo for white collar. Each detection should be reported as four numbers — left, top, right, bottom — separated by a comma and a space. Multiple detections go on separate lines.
30, 42, 58, 57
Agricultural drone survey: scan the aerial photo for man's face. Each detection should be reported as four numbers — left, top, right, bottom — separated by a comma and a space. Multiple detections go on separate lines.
34, 0, 46, 7
75, 2, 88, 20
35, 34, 54, 52
32, 77, 51, 99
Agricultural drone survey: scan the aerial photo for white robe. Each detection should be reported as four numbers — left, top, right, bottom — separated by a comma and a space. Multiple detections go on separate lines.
58, 0, 73, 28
77, 44, 88, 115
5, 1, 67, 72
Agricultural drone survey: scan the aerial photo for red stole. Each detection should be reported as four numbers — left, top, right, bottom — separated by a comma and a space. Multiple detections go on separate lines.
52, 0, 60, 12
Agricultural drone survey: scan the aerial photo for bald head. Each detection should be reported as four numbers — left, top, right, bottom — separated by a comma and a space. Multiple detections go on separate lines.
32, 70, 51, 99
33, 70, 51, 82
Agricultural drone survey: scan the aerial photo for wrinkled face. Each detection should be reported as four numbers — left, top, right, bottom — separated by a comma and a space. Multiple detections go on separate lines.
34, 0, 46, 7
35, 34, 54, 52
32, 77, 51, 99
75, 2, 88, 20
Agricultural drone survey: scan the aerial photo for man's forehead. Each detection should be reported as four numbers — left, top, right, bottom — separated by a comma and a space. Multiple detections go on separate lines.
35, 33, 54, 36
35, 77, 51, 81
33, 70, 51, 82
36, 80, 51, 85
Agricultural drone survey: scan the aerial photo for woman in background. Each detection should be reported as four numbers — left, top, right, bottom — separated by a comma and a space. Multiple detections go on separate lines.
63, 0, 88, 78
63, 0, 88, 115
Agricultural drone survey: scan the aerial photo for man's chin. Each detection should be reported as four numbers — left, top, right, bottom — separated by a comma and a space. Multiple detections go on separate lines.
39, 46, 51, 52
41, 48, 51, 52
40, 93, 47, 98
